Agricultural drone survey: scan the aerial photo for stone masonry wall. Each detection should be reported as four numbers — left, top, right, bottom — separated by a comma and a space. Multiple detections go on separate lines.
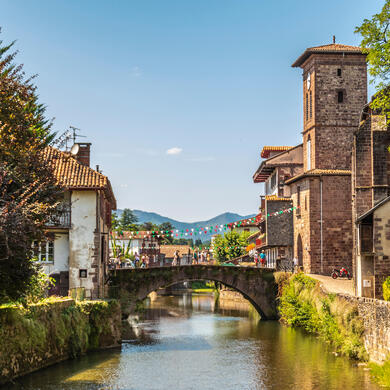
309, 175, 353, 274
0, 299, 121, 385
341, 294, 390, 363
266, 200, 293, 247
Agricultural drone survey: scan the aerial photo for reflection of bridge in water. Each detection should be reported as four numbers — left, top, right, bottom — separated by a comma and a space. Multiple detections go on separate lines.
108, 265, 278, 320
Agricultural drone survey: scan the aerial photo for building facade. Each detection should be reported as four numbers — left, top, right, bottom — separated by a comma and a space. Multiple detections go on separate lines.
352, 104, 390, 298
41, 144, 116, 298
253, 145, 303, 267
286, 42, 367, 274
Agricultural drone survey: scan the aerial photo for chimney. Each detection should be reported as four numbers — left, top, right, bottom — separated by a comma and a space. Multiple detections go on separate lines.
333, 35, 336, 44
75, 143, 91, 167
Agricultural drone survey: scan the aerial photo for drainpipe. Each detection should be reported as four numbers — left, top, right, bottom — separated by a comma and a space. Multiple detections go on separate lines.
320, 176, 323, 274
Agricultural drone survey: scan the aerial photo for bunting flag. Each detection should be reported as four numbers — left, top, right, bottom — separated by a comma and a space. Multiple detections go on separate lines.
114, 205, 300, 239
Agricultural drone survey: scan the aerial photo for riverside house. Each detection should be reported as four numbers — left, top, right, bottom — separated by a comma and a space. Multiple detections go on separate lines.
352, 103, 390, 299
38, 143, 116, 298
252, 145, 303, 267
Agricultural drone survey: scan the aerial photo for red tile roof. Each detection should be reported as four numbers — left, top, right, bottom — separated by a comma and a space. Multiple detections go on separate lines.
292, 43, 365, 67
265, 195, 292, 202
45, 146, 116, 208
160, 245, 191, 258
260, 146, 294, 159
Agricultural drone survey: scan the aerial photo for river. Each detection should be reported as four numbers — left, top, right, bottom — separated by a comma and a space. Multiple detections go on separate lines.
6, 293, 380, 390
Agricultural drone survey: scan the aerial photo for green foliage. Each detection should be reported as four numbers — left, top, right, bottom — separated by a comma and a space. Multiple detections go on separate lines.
278, 273, 367, 360
355, 1, 390, 118
0, 30, 60, 303
0, 298, 120, 380
119, 208, 138, 230
212, 230, 251, 263
383, 276, 390, 301
23, 267, 55, 304
369, 359, 390, 387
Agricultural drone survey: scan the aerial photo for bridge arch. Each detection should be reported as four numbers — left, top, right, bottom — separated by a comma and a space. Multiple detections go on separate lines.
108, 265, 278, 320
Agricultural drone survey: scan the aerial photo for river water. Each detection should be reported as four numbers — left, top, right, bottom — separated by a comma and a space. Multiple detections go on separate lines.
6, 293, 380, 390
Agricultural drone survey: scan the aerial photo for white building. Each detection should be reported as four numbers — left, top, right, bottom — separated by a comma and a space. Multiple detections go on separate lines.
38, 144, 116, 298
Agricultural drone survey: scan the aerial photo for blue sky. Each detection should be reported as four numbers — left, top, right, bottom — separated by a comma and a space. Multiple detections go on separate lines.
0, 0, 381, 221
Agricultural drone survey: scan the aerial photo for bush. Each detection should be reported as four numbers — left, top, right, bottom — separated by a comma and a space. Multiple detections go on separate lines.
383, 276, 390, 301
278, 273, 367, 360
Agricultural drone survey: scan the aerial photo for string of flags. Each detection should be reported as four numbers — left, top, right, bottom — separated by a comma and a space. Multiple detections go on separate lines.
113, 205, 300, 239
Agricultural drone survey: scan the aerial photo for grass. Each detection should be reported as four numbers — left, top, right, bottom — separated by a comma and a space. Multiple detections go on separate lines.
192, 288, 215, 293
278, 273, 367, 360
369, 360, 390, 387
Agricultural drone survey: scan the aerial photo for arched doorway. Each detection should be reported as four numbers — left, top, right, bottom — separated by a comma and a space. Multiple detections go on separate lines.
297, 235, 303, 268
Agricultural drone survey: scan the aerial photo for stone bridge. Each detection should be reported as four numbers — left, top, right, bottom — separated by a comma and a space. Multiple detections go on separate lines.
108, 265, 278, 320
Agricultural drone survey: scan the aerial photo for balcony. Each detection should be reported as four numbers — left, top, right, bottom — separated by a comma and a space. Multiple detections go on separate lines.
46, 204, 71, 228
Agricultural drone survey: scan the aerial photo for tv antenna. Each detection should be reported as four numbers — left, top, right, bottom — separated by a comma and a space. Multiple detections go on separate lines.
69, 126, 86, 144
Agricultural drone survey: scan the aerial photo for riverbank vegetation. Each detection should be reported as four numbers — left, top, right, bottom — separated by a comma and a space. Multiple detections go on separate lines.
0, 297, 121, 384
277, 273, 367, 360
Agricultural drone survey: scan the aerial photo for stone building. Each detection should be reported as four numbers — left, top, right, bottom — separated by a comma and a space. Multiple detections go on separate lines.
286, 42, 367, 274
253, 145, 303, 266
39, 144, 116, 298
352, 104, 390, 298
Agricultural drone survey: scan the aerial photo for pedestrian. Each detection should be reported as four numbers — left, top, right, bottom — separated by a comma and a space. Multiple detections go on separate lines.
293, 257, 298, 273
173, 250, 178, 266
260, 250, 266, 267
134, 252, 140, 267
254, 251, 259, 268
145, 254, 150, 268
193, 250, 198, 264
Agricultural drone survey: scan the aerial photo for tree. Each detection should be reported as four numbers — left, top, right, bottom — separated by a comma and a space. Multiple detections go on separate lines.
355, 1, 390, 118
212, 231, 250, 263
158, 222, 174, 244
0, 32, 59, 302
111, 213, 119, 230
119, 208, 138, 230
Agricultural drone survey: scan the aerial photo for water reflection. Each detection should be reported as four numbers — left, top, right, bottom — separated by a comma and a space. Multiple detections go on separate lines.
4, 293, 379, 390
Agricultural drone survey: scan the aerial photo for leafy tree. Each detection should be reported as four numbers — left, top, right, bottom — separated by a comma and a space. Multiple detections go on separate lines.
141, 221, 158, 232
194, 239, 202, 247
212, 231, 250, 263
0, 32, 59, 302
111, 213, 120, 230
158, 222, 174, 244
355, 1, 390, 118
119, 208, 138, 230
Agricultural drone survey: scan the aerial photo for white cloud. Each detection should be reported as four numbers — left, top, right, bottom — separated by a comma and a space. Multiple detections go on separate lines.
166, 147, 183, 155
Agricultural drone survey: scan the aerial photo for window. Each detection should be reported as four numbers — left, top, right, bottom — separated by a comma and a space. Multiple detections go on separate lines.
309, 90, 312, 119
307, 135, 311, 171
305, 93, 309, 121
79, 269, 88, 278
32, 240, 54, 263
297, 186, 301, 207
337, 68, 342, 77
271, 171, 276, 189
337, 91, 344, 103
305, 196, 307, 210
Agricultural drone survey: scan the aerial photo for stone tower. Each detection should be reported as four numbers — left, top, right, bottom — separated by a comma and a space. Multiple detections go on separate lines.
292, 42, 367, 172
286, 42, 367, 274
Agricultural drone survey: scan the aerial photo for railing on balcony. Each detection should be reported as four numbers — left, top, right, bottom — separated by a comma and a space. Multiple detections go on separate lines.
46, 204, 71, 228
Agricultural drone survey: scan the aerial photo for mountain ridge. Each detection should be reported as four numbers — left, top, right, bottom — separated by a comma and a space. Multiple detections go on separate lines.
114, 209, 256, 231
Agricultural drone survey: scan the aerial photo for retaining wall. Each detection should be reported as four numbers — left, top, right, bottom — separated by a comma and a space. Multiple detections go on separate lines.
0, 298, 121, 384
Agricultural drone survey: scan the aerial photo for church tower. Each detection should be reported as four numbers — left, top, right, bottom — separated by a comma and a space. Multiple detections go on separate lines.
292, 40, 367, 172
287, 41, 367, 275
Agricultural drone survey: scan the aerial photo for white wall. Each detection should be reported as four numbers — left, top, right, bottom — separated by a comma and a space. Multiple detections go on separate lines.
41, 232, 69, 275
69, 191, 97, 296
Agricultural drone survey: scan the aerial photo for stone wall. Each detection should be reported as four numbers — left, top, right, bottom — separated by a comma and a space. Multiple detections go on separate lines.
341, 294, 390, 363
266, 199, 293, 247
0, 298, 121, 385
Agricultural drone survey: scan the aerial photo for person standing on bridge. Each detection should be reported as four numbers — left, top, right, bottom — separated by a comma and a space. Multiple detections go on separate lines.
260, 250, 266, 268
173, 250, 179, 266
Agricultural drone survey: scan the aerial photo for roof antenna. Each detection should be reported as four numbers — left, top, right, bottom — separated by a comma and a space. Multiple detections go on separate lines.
333, 35, 336, 44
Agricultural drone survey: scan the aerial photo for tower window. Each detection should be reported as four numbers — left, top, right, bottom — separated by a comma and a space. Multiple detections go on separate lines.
309, 90, 312, 119
337, 91, 344, 103
297, 186, 301, 207
306, 93, 309, 121
337, 68, 342, 77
